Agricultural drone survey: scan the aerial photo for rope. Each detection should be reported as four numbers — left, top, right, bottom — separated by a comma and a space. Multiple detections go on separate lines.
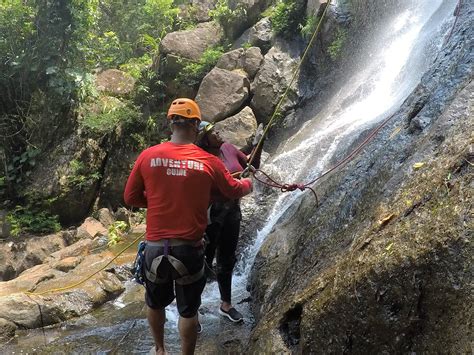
24, 232, 145, 296
247, 0, 333, 168
248, 0, 466, 200
253, 110, 399, 200
252, 168, 319, 206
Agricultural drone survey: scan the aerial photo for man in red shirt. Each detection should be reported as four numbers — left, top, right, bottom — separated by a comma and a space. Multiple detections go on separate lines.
124, 98, 252, 355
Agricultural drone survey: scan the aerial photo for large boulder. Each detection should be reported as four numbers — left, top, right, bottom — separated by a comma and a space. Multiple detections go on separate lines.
159, 21, 224, 97
0, 231, 76, 281
25, 134, 107, 225
233, 17, 273, 53
0, 251, 125, 334
160, 22, 223, 62
216, 47, 264, 79
76, 217, 107, 239
95, 69, 135, 96
223, 0, 273, 39
250, 40, 304, 122
191, 0, 218, 22
195, 67, 250, 122
215, 106, 258, 149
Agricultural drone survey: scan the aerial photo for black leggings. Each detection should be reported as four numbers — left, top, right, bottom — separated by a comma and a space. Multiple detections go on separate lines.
205, 202, 241, 303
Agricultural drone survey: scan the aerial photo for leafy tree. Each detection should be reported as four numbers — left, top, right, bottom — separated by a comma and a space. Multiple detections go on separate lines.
270, 0, 307, 38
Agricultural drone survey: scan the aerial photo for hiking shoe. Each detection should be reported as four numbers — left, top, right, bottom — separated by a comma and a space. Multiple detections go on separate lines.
197, 321, 203, 334
219, 307, 244, 323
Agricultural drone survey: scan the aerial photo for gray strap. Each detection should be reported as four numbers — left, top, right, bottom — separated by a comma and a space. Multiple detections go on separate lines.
167, 255, 190, 276
145, 255, 167, 284
145, 255, 204, 285
175, 266, 205, 285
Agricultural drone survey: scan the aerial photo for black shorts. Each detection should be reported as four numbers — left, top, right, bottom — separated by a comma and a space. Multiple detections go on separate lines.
143, 243, 206, 318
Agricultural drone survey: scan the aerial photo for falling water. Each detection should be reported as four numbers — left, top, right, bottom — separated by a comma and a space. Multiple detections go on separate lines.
3, 0, 459, 353
236, 0, 459, 275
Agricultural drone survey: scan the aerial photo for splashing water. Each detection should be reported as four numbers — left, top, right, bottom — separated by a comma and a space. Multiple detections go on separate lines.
162, 0, 459, 341
235, 0, 458, 278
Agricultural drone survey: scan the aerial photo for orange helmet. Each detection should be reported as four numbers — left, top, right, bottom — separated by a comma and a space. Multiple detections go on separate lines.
167, 98, 201, 121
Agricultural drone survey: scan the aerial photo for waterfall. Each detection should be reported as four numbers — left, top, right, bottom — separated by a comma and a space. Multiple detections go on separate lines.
4, 1, 460, 353
235, 0, 459, 281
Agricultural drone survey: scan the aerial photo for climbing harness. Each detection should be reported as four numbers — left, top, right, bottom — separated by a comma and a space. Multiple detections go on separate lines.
132, 240, 147, 285
144, 239, 205, 286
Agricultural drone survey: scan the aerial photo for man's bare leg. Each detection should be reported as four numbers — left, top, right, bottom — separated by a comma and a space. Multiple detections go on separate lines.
147, 306, 166, 354
178, 315, 198, 355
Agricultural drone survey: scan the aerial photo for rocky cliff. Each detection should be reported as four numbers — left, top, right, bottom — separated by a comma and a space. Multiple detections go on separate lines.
247, 2, 472, 352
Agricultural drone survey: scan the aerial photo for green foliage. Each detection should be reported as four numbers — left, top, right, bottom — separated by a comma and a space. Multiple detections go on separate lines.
328, 28, 347, 60
261, 5, 276, 18
270, 0, 307, 38
107, 221, 130, 246
300, 14, 321, 40
88, 0, 179, 69
66, 159, 101, 191
80, 102, 142, 135
209, 0, 246, 29
176, 46, 224, 88
119, 55, 153, 80
1, 1, 101, 201
7, 205, 61, 237
0, 1, 35, 67
4, 148, 40, 193
0, 0, 183, 212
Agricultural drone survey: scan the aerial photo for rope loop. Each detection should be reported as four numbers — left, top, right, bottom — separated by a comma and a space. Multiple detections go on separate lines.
281, 183, 306, 192
252, 169, 319, 205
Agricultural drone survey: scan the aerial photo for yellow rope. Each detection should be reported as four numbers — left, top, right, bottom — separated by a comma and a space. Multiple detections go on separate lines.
24, 232, 145, 296
248, 0, 332, 167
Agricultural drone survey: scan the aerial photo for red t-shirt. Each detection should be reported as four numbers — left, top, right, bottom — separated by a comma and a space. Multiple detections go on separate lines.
124, 142, 252, 241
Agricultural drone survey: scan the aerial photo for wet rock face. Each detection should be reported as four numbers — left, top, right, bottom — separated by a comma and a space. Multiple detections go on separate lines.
195, 67, 250, 122
247, 4, 473, 353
